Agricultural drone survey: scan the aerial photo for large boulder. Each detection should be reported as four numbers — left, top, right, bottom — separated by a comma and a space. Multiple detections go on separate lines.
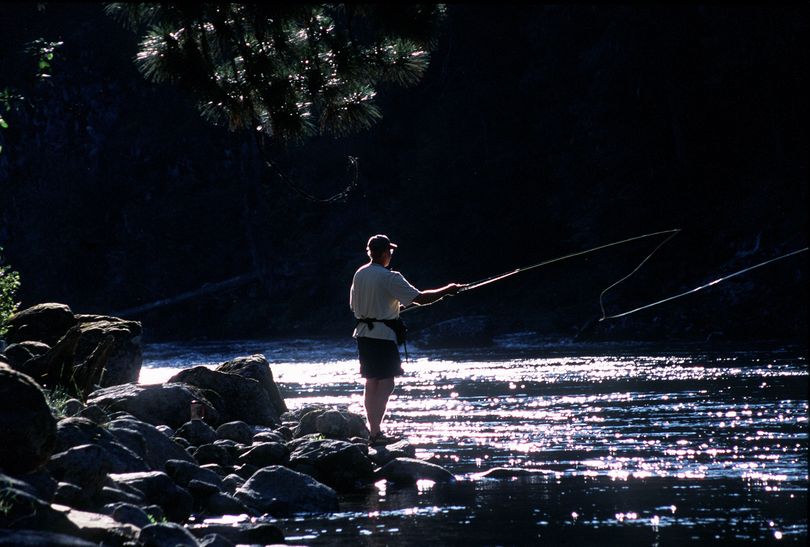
216, 354, 287, 416
234, 465, 338, 515
54, 417, 148, 473
0, 365, 57, 474
288, 438, 375, 490
106, 418, 196, 470
86, 382, 221, 428
74, 315, 143, 387
3, 303, 77, 346
168, 366, 280, 426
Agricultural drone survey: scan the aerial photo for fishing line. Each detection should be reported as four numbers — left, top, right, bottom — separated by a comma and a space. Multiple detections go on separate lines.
600, 246, 808, 320
401, 228, 681, 313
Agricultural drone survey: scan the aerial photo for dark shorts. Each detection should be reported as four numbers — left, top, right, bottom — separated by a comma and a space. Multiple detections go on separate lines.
357, 337, 403, 379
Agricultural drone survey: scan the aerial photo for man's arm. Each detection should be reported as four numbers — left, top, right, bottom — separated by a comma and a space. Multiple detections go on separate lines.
411, 283, 465, 306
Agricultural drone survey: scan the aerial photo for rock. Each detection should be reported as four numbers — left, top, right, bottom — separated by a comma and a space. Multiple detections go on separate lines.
189, 523, 283, 546
368, 440, 417, 467
47, 444, 113, 501
168, 366, 280, 426
100, 486, 145, 506
156, 425, 174, 436
74, 315, 142, 387
198, 533, 235, 547
288, 438, 375, 490
0, 486, 79, 536
86, 382, 221, 428
375, 457, 455, 485
188, 478, 221, 495
53, 482, 87, 509
8, 468, 58, 501
108, 471, 193, 522
195, 444, 233, 466
108, 418, 202, 470
233, 463, 258, 480
237, 442, 289, 467
216, 421, 253, 444
477, 467, 555, 478
234, 465, 338, 515
4, 303, 76, 346
252, 430, 287, 444
76, 404, 108, 424
221, 474, 244, 493
216, 354, 287, 416
293, 407, 369, 440
0, 530, 96, 546
165, 459, 223, 489
139, 522, 199, 547
105, 502, 152, 528
0, 471, 54, 501
0, 365, 57, 473
55, 505, 140, 545
204, 492, 252, 516
54, 417, 147, 473
2, 341, 50, 369
62, 398, 85, 416
175, 419, 218, 446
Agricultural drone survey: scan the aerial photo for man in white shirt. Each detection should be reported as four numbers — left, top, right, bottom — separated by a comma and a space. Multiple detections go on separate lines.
350, 234, 464, 446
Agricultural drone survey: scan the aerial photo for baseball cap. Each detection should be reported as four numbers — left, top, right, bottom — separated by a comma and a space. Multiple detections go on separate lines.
366, 234, 398, 253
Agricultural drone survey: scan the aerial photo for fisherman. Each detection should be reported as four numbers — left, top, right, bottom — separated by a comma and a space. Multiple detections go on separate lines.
350, 234, 464, 446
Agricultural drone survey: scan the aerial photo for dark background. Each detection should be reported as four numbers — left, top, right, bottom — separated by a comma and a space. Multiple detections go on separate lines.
1, 4, 807, 344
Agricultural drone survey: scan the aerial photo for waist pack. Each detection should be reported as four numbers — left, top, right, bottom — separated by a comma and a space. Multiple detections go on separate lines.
355, 317, 408, 345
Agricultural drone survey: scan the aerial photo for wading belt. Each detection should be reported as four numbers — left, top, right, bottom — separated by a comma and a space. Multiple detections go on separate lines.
355, 317, 409, 361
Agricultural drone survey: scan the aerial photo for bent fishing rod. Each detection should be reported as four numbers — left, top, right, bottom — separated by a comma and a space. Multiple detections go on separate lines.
401, 228, 681, 313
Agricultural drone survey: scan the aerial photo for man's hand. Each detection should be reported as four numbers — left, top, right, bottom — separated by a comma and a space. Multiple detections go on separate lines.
444, 283, 467, 296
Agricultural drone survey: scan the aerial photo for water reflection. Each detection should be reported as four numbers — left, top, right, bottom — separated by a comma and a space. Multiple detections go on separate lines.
143, 343, 807, 544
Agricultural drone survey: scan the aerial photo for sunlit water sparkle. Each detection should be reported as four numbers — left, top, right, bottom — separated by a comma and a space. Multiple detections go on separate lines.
143, 340, 807, 545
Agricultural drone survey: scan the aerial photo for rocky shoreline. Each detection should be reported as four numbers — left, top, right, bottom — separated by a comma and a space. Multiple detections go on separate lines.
1, 304, 457, 546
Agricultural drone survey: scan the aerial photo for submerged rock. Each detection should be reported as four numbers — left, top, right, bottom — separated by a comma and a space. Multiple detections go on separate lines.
375, 457, 455, 485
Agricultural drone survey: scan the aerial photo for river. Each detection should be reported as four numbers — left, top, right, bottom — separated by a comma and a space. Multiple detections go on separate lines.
141, 338, 808, 545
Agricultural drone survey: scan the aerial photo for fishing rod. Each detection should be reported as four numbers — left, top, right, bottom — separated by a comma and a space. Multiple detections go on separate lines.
600, 246, 808, 320
401, 228, 681, 313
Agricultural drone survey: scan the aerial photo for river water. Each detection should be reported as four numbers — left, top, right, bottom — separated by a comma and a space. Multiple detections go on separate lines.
141, 338, 808, 545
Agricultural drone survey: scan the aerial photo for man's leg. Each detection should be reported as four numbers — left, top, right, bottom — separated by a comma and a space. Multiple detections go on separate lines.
364, 377, 395, 436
